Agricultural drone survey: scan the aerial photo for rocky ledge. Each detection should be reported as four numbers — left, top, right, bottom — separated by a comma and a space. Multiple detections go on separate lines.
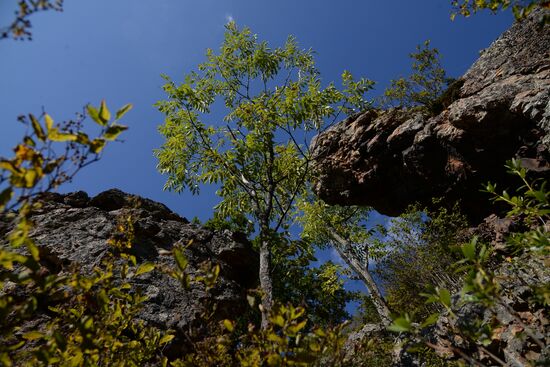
311, 10, 550, 220
0, 189, 259, 356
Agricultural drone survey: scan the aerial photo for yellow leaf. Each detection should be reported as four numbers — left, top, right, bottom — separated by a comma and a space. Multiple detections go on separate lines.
44, 114, 54, 132
0, 188, 13, 210
223, 319, 234, 332
104, 124, 128, 141
266, 353, 282, 366
26, 241, 40, 261
89, 138, 106, 154
29, 114, 45, 141
87, 104, 103, 126
0, 160, 19, 173
48, 129, 78, 142
115, 103, 133, 120
159, 334, 175, 345
99, 100, 111, 124
135, 262, 155, 276
270, 314, 285, 327
286, 320, 307, 336
23, 169, 40, 188
22, 331, 43, 341
14, 144, 34, 161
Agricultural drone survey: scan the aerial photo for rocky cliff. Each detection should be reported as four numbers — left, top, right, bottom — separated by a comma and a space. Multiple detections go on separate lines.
0, 189, 258, 356
311, 10, 550, 220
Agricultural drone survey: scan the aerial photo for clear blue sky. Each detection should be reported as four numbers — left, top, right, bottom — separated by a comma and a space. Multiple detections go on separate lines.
0, 1, 512, 309
1, 1, 513, 221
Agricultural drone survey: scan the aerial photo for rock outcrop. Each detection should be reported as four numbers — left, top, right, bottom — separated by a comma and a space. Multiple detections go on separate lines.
311, 10, 550, 219
0, 189, 258, 356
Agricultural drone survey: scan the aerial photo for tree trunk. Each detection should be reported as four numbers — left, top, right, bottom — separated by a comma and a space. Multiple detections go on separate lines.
259, 239, 273, 329
330, 232, 392, 325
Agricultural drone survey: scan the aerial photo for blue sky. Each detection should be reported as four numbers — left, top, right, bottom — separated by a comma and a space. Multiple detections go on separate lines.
0, 1, 513, 311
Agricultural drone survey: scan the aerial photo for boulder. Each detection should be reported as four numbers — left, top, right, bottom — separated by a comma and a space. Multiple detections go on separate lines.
1, 189, 259, 357
311, 10, 550, 220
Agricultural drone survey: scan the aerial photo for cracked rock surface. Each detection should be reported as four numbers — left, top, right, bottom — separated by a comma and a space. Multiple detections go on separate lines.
1, 189, 258, 356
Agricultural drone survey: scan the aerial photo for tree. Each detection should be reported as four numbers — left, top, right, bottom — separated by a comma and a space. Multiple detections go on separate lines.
297, 199, 393, 325
155, 22, 373, 328
382, 40, 450, 111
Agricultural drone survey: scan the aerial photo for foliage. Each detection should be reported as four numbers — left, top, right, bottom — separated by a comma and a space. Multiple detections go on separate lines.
0, 102, 129, 213
1, 0, 64, 40
155, 22, 374, 326
374, 204, 467, 319
389, 159, 550, 366
274, 259, 359, 327
450, 0, 550, 22
382, 40, 451, 113
0, 102, 179, 367
175, 302, 352, 367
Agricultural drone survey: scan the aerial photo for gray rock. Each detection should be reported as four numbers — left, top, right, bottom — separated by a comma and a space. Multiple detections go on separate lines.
311, 10, 550, 220
1, 189, 259, 357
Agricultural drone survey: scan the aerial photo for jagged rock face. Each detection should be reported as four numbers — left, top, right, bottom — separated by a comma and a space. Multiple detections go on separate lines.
0, 189, 258, 356
311, 10, 550, 219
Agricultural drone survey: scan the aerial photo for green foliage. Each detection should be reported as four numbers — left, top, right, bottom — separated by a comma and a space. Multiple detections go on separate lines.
389, 160, 550, 366
155, 22, 373, 325
274, 260, 359, 327
155, 22, 371, 218
382, 41, 451, 112
15, 216, 173, 366
1, 0, 64, 40
175, 302, 351, 367
297, 199, 373, 253
375, 204, 467, 319
0, 101, 129, 213
343, 337, 395, 367
450, 0, 550, 22
0, 103, 180, 367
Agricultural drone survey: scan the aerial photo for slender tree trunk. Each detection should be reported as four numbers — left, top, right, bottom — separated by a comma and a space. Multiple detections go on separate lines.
330, 232, 392, 325
259, 239, 273, 329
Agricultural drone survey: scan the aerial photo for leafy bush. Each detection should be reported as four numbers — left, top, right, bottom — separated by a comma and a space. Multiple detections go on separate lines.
389, 160, 550, 366
0, 102, 179, 367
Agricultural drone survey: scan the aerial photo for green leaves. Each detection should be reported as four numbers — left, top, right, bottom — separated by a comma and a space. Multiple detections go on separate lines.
223, 319, 235, 332
382, 40, 447, 111
388, 315, 412, 333
462, 236, 477, 261
0, 100, 140, 366
173, 246, 188, 272
115, 103, 133, 120
104, 124, 128, 141
451, 0, 548, 23
48, 129, 78, 142
135, 262, 155, 276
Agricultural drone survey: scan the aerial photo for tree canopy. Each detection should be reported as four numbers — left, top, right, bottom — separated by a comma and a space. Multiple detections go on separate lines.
155, 22, 374, 327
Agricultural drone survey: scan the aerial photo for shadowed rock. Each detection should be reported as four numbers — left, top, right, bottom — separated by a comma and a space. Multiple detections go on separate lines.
1, 189, 259, 357
311, 10, 550, 220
